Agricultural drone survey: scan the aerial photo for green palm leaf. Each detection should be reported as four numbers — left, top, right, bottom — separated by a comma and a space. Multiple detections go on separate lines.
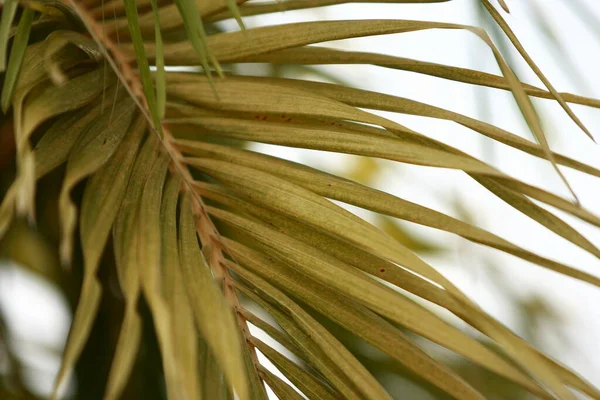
1, 0, 599, 399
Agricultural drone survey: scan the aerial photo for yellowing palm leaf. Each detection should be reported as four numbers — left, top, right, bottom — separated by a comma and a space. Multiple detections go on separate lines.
0, 0, 599, 399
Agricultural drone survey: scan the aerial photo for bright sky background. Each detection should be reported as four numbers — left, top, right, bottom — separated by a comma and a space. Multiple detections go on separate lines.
2, 0, 600, 398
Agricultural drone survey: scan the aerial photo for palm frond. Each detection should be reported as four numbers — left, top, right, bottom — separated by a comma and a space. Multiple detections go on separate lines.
1, 0, 600, 399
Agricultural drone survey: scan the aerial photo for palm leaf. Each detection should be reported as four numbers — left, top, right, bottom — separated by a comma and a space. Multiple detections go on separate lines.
1, 0, 599, 399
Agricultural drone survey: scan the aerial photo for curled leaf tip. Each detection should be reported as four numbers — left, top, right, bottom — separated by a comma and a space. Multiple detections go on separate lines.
49, 71, 69, 86
59, 240, 73, 268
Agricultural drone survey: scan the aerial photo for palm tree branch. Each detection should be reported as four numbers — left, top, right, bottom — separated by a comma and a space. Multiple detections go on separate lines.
53, 0, 264, 393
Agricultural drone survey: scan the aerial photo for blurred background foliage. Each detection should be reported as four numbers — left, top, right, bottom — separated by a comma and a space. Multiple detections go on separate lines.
1, 0, 598, 398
